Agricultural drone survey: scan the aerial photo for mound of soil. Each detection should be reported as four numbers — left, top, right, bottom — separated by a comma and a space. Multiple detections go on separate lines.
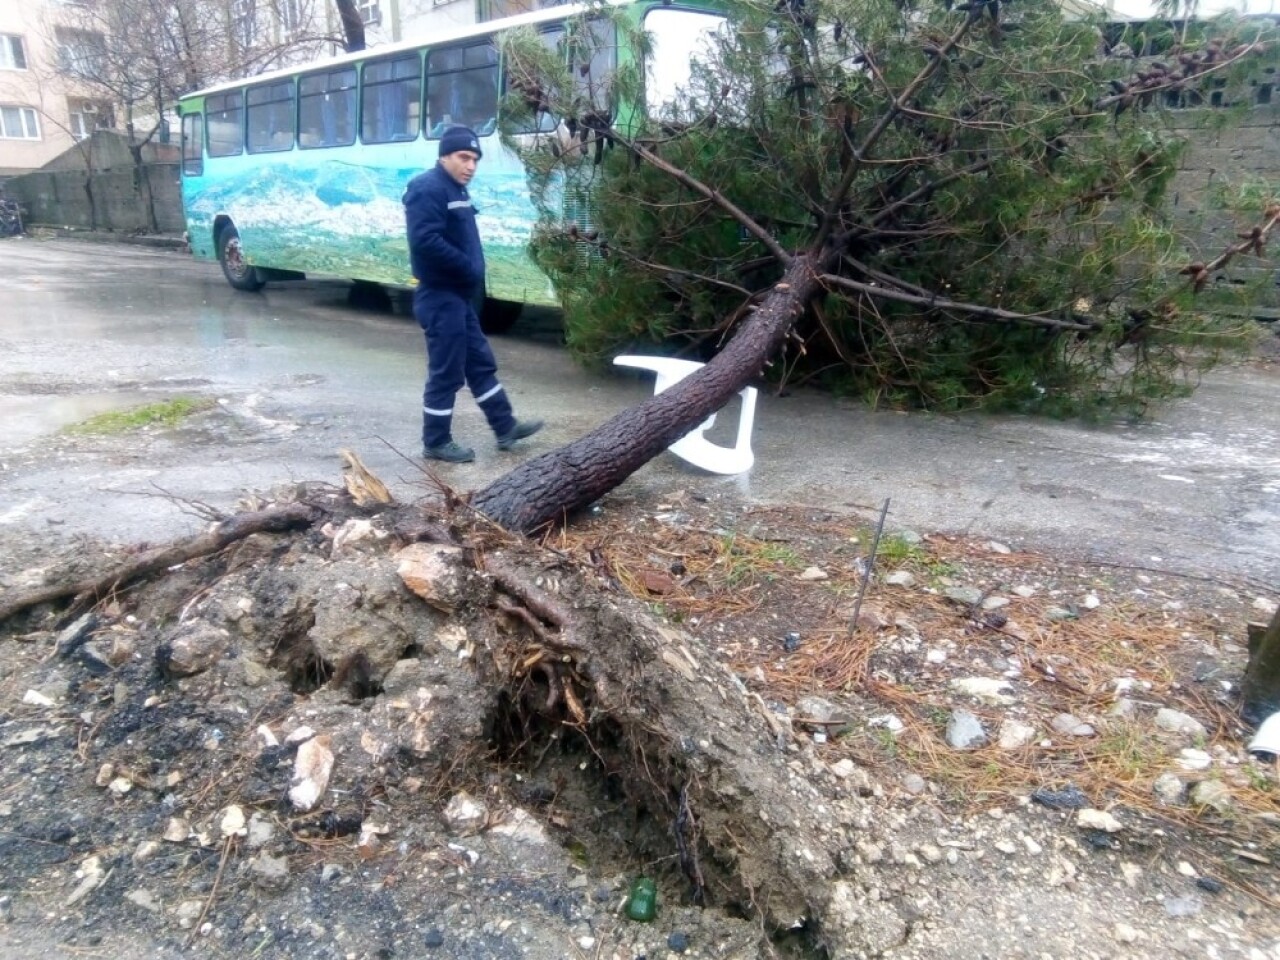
0, 484, 1277, 960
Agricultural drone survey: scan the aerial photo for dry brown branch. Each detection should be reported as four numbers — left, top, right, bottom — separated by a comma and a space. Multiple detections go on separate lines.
0, 502, 320, 626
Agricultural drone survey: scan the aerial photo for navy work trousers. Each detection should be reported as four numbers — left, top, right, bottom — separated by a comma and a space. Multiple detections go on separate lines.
416, 289, 515, 449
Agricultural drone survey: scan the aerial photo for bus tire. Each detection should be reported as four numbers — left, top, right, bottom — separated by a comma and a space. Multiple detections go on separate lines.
218, 226, 265, 292
480, 297, 523, 335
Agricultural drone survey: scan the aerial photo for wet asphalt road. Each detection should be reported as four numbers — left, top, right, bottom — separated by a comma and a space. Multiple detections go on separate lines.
1, 237, 1278, 584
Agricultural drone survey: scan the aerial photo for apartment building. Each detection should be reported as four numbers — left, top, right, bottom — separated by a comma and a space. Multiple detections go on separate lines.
0, 1, 116, 177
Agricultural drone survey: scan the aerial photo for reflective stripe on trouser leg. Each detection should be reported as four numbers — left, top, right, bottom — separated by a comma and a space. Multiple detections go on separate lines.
463, 307, 516, 438
418, 294, 468, 449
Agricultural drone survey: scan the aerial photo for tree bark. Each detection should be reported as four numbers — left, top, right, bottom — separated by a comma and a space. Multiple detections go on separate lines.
0, 502, 319, 625
471, 256, 820, 533
333, 0, 366, 53
1242, 605, 1280, 725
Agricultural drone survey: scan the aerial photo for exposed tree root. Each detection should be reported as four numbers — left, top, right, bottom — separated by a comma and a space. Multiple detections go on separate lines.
0, 502, 321, 625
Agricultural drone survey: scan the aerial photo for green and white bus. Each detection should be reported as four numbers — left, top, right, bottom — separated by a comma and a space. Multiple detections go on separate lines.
176, 0, 726, 324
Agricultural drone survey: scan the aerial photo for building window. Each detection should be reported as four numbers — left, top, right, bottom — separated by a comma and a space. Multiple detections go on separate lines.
0, 34, 27, 71
0, 105, 41, 140
68, 99, 114, 140
358, 0, 380, 24
56, 28, 108, 77
232, 0, 256, 50
278, 0, 304, 35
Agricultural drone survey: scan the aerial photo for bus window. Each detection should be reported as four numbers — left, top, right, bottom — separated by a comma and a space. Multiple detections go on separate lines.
247, 80, 297, 153
299, 67, 357, 148
644, 9, 725, 120
361, 55, 422, 144
505, 26, 562, 134
426, 41, 499, 138
206, 92, 244, 157
181, 111, 204, 176
506, 20, 613, 130
574, 19, 616, 115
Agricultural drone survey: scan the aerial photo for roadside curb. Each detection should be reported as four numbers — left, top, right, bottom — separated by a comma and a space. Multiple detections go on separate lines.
27, 227, 188, 251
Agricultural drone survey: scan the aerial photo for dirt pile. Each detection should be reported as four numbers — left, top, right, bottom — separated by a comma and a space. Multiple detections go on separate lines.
0, 484, 1277, 959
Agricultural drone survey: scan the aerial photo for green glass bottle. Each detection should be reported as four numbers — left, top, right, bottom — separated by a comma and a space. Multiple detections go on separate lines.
626, 877, 657, 922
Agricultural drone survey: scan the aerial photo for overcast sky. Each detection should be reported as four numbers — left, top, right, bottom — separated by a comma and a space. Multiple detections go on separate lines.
1110, 0, 1279, 15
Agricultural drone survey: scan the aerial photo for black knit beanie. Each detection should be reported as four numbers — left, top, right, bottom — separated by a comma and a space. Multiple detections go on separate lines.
439, 126, 482, 160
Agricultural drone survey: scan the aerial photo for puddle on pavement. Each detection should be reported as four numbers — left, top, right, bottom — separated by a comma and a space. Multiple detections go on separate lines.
0, 391, 160, 446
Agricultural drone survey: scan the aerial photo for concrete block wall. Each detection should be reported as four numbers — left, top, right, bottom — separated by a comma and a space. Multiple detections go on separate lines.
6, 162, 182, 234
1165, 103, 1280, 272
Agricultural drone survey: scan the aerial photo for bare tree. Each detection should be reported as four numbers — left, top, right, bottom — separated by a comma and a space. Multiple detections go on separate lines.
333, 0, 367, 52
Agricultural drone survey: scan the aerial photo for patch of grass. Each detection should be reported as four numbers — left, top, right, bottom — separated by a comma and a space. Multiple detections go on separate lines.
65, 396, 212, 436
874, 534, 928, 566
871, 532, 956, 578
1088, 724, 1164, 785
715, 532, 804, 588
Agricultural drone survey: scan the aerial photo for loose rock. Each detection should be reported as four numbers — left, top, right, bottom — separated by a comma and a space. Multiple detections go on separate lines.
289, 734, 334, 811
946, 710, 986, 750
1154, 708, 1207, 740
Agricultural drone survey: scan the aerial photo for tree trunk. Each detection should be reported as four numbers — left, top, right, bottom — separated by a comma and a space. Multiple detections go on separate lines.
1242, 605, 1280, 725
333, 0, 366, 52
471, 256, 820, 533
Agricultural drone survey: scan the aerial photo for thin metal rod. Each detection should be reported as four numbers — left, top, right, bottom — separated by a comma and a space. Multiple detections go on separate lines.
851, 497, 891, 633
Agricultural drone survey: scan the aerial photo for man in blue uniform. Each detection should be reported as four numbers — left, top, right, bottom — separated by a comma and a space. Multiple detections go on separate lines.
403, 125, 542, 463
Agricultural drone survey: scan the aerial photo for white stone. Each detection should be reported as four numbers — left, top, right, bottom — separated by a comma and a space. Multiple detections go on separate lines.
108, 777, 133, 797
396, 543, 469, 613
987, 541, 1012, 554
125, 889, 161, 913
247, 813, 276, 849
1154, 708, 1207, 739
867, 714, 904, 734
1176, 748, 1213, 771
981, 596, 1009, 610
1190, 779, 1233, 813
163, 818, 190, 842
1153, 772, 1186, 805
998, 720, 1037, 750
946, 710, 987, 750
284, 725, 315, 745
1253, 596, 1278, 616
1013, 585, 1037, 598
1114, 922, 1141, 944
949, 677, 1015, 705
1077, 809, 1123, 833
830, 759, 858, 779
22, 689, 55, 707
219, 805, 248, 838
489, 808, 550, 846
799, 566, 828, 581
1051, 714, 1095, 737
66, 856, 106, 906
1083, 593, 1101, 610
884, 571, 915, 587
289, 735, 334, 811
443, 791, 488, 833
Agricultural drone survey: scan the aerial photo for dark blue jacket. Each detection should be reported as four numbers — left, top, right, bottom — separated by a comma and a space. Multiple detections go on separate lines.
403, 164, 485, 299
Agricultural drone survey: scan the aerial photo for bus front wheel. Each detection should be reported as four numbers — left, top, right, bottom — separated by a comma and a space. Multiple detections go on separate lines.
218, 226, 265, 292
